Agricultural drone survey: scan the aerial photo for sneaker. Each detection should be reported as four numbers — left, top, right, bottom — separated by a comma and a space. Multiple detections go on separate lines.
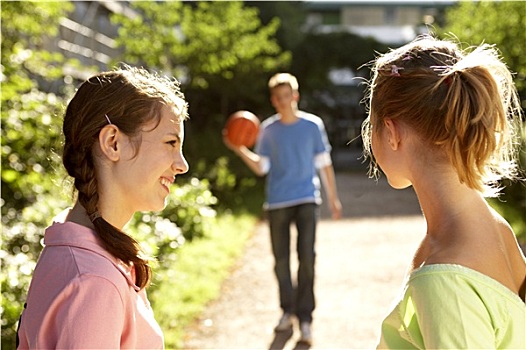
274, 313, 293, 332
299, 321, 312, 345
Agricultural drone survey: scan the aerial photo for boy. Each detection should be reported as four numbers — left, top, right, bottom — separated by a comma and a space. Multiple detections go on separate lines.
224, 73, 342, 345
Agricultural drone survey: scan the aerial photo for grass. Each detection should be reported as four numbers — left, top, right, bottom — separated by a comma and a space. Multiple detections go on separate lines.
149, 213, 258, 348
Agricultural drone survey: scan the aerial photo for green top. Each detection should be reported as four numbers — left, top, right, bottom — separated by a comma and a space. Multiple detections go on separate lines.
378, 264, 525, 349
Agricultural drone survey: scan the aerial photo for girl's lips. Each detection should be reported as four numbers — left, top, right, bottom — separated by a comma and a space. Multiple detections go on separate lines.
160, 177, 173, 193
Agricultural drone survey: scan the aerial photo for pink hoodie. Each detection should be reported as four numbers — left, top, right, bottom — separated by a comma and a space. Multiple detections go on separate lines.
17, 221, 164, 349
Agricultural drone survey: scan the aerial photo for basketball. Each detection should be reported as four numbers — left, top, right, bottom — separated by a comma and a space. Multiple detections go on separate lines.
223, 110, 260, 147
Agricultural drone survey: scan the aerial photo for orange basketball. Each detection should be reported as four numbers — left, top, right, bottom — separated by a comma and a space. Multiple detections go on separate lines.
223, 110, 260, 147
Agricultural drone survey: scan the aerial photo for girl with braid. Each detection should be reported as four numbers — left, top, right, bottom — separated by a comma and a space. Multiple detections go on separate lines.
362, 35, 525, 348
17, 66, 189, 349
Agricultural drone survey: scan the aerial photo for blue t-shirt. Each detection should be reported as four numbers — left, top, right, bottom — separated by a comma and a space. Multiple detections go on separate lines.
255, 111, 331, 209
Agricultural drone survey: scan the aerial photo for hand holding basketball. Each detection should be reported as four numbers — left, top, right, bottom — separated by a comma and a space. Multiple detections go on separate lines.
223, 110, 260, 148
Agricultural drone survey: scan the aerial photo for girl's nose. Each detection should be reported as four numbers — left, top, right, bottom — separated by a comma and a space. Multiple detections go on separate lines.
172, 152, 189, 175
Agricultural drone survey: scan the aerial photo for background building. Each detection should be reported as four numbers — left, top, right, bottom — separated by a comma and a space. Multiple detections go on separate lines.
299, 1, 455, 158
52, 1, 135, 80
304, 1, 454, 45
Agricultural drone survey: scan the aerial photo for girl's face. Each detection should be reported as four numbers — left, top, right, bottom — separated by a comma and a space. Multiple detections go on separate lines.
115, 105, 189, 214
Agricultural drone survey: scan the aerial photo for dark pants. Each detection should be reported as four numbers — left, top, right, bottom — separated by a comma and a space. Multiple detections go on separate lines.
268, 203, 319, 323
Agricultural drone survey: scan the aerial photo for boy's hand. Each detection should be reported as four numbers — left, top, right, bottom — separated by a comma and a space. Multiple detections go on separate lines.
222, 131, 242, 152
330, 198, 343, 220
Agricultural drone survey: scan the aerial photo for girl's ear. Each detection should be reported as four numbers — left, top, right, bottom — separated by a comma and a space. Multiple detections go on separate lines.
98, 125, 121, 161
384, 118, 401, 151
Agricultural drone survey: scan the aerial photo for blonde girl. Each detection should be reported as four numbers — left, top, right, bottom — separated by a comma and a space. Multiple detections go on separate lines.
362, 35, 525, 349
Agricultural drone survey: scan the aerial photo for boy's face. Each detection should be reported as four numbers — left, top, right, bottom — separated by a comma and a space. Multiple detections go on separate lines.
270, 84, 299, 114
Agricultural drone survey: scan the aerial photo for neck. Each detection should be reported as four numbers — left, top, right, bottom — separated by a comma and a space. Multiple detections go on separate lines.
67, 200, 130, 231
412, 170, 487, 239
96, 174, 134, 229
279, 107, 299, 124
409, 170, 488, 269
66, 201, 96, 230
98, 199, 131, 230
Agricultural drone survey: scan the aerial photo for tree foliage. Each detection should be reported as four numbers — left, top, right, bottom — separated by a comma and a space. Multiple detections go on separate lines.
441, 1, 526, 99
112, 1, 290, 125
246, 1, 389, 150
1, 3, 76, 346
1, 2, 222, 346
1, 2, 74, 218
441, 1, 526, 242
111, 1, 285, 212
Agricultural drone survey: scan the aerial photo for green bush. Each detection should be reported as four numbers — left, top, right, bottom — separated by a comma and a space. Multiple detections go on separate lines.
149, 213, 257, 348
184, 124, 265, 216
1, 176, 218, 348
488, 122, 526, 245
129, 177, 218, 244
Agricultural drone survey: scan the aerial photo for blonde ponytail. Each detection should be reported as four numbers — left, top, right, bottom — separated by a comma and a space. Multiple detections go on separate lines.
363, 36, 522, 196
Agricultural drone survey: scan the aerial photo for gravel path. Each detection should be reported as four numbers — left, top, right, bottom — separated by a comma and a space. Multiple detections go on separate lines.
183, 170, 425, 349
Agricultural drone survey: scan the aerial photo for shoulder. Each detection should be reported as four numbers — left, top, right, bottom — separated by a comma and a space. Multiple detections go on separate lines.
36, 243, 135, 301
31, 275, 132, 348
298, 111, 324, 126
403, 264, 525, 347
425, 212, 524, 296
64, 273, 129, 307
42, 221, 136, 292
408, 264, 523, 306
261, 114, 280, 129
298, 112, 328, 138
72, 248, 139, 301
72, 246, 124, 277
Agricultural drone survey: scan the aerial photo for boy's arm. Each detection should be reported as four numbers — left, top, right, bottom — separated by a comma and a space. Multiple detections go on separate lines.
224, 137, 268, 176
320, 163, 342, 219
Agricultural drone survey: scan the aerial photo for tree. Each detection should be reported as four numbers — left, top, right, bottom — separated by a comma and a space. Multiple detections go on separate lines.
442, 1, 526, 100
247, 1, 309, 53
111, 1, 290, 126
1, 1, 74, 219
110, 1, 288, 211
247, 2, 390, 150
1, 2, 221, 346
441, 1, 526, 243
1, 2, 76, 346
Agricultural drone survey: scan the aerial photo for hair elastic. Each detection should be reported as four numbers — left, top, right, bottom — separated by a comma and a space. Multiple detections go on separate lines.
89, 211, 102, 222
104, 114, 113, 125
390, 65, 403, 76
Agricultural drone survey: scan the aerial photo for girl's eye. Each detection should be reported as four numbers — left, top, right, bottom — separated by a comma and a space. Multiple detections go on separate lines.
167, 140, 178, 147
